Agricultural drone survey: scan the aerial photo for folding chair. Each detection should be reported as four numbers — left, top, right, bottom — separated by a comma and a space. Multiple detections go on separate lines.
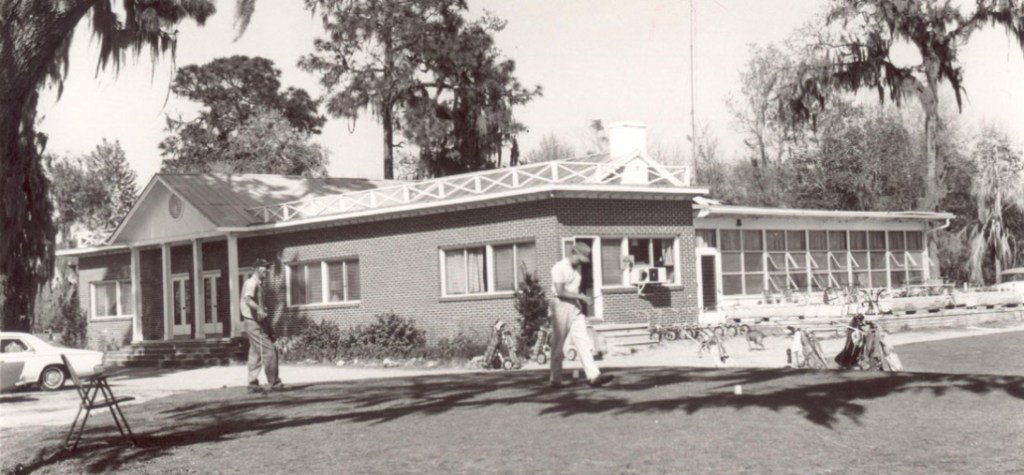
61, 354, 136, 450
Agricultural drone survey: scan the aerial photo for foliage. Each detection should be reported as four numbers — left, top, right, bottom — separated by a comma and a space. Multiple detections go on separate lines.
790, 102, 923, 211
781, 0, 1024, 210
523, 133, 577, 164
0, 0, 219, 332
347, 311, 427, 358
513, 266, 548, 356
278, 319, 346, 362
429, 331, 488, 360
301, 0, 540, 179
47, 139, 137, 247
160, 56, 327, 176
963, 125, 1024, 284
32, 257, 87, 348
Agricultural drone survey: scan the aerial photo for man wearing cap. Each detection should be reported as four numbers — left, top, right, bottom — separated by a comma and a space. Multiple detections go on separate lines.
548, 242, 613, 388
241, 258, 283, 393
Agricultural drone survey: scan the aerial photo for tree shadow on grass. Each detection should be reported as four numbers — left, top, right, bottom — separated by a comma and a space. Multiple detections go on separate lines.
7, 367, 1023, 474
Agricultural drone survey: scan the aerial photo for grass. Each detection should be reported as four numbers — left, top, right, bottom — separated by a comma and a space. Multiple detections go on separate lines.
2, 331, 1023, 474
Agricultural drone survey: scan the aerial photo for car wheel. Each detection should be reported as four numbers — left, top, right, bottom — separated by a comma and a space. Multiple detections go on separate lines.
40, 365, 67, 391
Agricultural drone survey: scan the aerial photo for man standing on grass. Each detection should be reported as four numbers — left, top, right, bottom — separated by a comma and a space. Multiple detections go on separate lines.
241, 258, 283, 393
548, 242, 613, 388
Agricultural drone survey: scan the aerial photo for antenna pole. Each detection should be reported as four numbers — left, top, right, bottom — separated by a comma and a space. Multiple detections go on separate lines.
689, 0, 697, 181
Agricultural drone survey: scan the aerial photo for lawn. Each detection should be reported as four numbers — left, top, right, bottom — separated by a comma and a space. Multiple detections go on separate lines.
2, 331, 1023, 474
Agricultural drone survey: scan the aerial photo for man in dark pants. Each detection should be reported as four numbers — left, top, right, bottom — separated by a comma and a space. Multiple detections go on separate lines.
241, 258, 283, 393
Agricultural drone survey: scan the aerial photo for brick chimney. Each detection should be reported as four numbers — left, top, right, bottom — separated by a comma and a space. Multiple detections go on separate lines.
607, 121, 647, 158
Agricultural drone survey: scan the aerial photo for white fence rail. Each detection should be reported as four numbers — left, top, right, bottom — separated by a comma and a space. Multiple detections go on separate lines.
247, 160, 692, 223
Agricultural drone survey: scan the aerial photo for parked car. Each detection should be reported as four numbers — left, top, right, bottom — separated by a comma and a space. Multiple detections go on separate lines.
996, 267, 1024, 294
1, 360, 25, 392
0, 332, 104, 391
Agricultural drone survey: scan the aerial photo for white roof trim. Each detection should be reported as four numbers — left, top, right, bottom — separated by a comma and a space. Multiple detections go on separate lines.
694, 204, 955, 221
56, 244, 130, 257
221, 183, 709, 233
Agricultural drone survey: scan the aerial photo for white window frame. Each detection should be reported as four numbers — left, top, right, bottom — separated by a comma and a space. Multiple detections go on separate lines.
602, 236, 681, 287
286, 258, 360, 307
91, 279, 133, 320
440, 241, 536, 297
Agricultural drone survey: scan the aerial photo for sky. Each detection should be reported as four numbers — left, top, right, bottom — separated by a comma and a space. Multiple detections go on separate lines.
36, 0, 1024, 186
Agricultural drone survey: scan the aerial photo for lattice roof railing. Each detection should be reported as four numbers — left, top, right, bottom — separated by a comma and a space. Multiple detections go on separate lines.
247, 160, 692, 223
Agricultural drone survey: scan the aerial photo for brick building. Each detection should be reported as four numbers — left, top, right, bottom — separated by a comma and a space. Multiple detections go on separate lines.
61, 122, 952, 350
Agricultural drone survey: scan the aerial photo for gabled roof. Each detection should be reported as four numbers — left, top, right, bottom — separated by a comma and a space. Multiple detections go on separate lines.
158, 174, 392, 227
105, 173, 392, 244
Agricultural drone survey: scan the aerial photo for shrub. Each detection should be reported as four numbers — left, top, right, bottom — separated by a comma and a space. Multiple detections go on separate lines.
345, 311, 426, 358
281, 319, 345, 362
429, 331, 488, 360
54, 291, 87, 349
513, 266, 548, 355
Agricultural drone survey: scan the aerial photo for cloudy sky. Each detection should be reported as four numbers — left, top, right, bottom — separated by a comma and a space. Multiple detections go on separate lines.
36, 0, 1024, 185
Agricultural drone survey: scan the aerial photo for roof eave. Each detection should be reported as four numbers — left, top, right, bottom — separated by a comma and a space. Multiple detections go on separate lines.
220, 184, 709, 234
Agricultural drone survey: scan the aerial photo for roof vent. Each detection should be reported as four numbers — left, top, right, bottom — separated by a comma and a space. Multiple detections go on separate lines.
607, 121, 647, 158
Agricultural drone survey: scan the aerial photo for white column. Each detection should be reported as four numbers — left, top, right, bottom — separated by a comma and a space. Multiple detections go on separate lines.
162, 244, 173, 340
193, 239, 206, 340
227, 234, 240, 337
130, 247, 143, 343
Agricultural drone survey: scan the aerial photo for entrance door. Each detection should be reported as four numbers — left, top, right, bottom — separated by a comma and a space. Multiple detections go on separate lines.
172, 275, 192, 337
203, 272, 221, 335
562, 237, 600, 319
700, 255, 719, 311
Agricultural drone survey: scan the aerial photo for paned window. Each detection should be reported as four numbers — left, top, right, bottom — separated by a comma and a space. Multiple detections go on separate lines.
443, 242, 535, 296
92, 280, 133, 318
288, 259, 360, 306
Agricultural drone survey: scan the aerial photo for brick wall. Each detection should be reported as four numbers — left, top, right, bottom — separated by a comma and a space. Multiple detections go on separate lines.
555, 198, 699, 325
241, 197, 698, 343
79, 253, 133, 350
78, 195, 700, 345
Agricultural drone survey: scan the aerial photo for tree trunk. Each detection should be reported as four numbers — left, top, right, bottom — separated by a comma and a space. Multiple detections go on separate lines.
1, 0, 94, 330
382, 102, 394, 180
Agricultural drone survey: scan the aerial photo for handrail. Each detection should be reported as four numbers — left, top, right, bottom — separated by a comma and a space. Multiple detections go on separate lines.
246, 160, 692, 224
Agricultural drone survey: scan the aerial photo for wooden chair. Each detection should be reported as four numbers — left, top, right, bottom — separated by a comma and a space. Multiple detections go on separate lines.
61, 354, 136, 450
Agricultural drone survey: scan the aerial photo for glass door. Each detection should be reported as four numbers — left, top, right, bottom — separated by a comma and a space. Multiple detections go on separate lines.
172, 276, 192, 337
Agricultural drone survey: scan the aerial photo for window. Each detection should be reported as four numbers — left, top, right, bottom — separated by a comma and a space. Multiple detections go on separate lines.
721, 230, 764, 296
288, 259, 360, 306
91, 280, 133, 318
442, 242, 536, 296
695, 229, 716, 248
601, 237, 676, 286
2, 338, 29, 353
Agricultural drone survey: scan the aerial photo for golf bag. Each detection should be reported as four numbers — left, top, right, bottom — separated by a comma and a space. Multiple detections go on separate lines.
481, 320, 522, 370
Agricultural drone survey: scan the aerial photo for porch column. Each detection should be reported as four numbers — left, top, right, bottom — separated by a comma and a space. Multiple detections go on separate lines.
227, 234, 240, 337
162, 244, 173, 340
130, 247, 143, 343
193, 239, 206, 339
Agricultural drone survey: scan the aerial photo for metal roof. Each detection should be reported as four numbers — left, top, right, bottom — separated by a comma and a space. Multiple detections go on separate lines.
157, 174, 393, 227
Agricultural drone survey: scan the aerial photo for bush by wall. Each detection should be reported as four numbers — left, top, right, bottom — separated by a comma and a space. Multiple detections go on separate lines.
513, 266, 548, 356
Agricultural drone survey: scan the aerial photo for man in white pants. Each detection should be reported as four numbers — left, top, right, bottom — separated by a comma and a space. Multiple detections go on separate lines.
548, 242, 613, 388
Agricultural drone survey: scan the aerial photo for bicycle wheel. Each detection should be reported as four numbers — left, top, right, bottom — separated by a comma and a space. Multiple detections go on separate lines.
536, 352, 548, 365
713, 326, 725, 337
566, 348, 578, 361
664, 329, 678, 341
502, 359, 515, 371
739, 324, 750, 334
726, 325, 739, 337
